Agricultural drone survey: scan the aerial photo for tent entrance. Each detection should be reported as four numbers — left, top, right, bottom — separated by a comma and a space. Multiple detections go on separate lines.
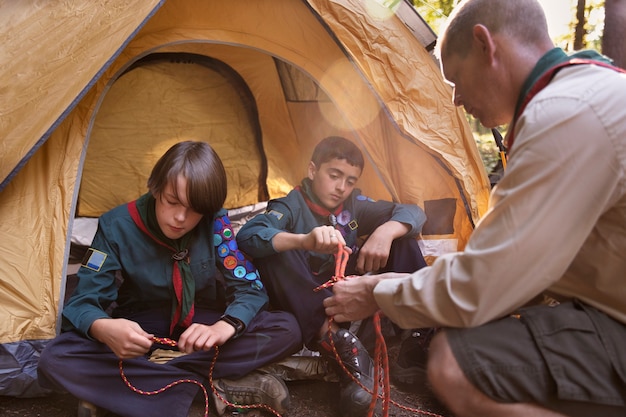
78, 52, 268, 216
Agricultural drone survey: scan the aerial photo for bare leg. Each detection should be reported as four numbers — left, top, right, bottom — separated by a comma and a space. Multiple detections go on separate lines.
427, 331, 567, 417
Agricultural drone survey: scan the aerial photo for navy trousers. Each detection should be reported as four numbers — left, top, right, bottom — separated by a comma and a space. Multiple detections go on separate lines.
37, 309, 301, 417
253, 237, 427, 347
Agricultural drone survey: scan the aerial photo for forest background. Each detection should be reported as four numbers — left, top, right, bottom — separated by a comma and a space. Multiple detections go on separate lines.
412, 0, 624, 174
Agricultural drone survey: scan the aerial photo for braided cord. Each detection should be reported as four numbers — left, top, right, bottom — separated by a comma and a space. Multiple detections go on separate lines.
323, 243, 446, 417
119, 338, 283, 417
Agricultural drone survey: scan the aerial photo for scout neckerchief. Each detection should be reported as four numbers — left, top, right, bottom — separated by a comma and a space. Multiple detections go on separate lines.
295, 178, 344, 227
127, 193, 195, 334
505, 48, 622, 154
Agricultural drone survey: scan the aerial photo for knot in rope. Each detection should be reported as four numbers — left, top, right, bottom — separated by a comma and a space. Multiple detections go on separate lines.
320, 243, 445, 417
119, 337, 283, 416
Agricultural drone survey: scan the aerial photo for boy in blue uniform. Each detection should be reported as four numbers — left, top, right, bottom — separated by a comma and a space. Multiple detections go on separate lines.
38, 141, 302, 417
236, 136, 428, 416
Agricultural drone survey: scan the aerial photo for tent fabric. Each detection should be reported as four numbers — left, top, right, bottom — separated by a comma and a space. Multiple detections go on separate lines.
78, 54, 268, 214
0, 0, 165, 191
0, 0, 491, 396
0, 341, 51, 398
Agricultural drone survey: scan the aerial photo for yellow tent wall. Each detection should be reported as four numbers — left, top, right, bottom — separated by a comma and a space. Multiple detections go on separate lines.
0, 0, 490, 395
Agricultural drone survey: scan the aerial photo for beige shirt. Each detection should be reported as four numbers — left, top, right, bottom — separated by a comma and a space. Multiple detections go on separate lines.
375, 64, 626, 328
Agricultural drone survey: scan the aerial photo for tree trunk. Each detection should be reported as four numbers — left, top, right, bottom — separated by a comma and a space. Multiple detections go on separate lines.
573, 0, 587, 50
603, 0, 626, 68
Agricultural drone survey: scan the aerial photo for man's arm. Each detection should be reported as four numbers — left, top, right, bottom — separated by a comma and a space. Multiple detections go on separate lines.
329, 84, 622, 330
373, 89, 622, 329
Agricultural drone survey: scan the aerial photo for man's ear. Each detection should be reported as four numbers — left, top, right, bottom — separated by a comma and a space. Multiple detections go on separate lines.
472, 24, 496, 64
307, 161, 317, 180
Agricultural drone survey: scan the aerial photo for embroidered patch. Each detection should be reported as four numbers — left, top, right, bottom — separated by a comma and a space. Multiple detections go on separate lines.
214, 216, 234, 240
223, 256, 237, 269
267, 209, 284, 220
337, 210, 351, 226
356, 194, 376, 202
245, 272, 259, 281
81, 248, 107, 272
234, 266, 247, 278
217, 243, 230, 257
222, 228, 233, 240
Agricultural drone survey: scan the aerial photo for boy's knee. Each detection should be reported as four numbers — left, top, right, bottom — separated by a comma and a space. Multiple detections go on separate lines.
37, 344, 57, 375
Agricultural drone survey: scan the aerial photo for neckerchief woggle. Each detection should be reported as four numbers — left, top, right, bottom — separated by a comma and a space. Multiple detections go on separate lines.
505, 48, 623, 152
128, 193, 195, 334
295, 178, 344, 226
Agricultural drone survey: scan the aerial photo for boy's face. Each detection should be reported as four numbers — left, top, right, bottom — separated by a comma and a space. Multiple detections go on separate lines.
154, 175, 203, 240
308, 157, 362, 210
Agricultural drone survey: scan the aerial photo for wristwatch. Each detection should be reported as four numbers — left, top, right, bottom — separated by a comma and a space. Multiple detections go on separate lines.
220, 314, 245, 338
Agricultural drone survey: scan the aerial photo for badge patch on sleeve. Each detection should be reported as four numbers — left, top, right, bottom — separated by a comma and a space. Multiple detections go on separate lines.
356, 194, 376, 202
267, 210, 284, 220
81, 248, 107, 272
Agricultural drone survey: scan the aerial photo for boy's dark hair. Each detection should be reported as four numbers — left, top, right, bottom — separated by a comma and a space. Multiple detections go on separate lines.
311, 136, 364, 170
148, 141, 227, 215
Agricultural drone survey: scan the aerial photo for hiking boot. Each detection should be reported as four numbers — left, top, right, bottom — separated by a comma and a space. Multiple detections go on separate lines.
77, 400, 111, 417
319, 328, 375, 417
390, 328, 436, 386
211, 371, 290, 416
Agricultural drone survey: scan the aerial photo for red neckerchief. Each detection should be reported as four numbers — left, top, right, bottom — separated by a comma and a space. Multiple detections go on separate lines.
506, 59, 626, 152
127, 200, 194, 333
295, 185, 343, 220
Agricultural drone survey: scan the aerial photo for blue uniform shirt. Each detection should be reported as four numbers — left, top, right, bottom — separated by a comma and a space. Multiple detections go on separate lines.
237, 187, 426, 275
62, 204, 268, 337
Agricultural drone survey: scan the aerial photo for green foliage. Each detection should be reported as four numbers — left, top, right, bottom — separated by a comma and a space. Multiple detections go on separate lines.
409, 1, 604, 173
465, 115, 501, 172
474, 131, 501, 174
410, 0, 457, 33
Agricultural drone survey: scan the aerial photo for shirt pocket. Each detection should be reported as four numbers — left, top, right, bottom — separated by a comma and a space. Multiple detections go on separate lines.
189, 257, 219, 306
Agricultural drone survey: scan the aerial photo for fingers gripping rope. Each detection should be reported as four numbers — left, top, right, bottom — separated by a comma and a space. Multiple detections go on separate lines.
313, 243, 350, 292
119, 338, 283, 417
322, 243, 446, 417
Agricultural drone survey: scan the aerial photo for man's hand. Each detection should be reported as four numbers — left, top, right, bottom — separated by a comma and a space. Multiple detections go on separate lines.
177, 321, 236, 353
89, 318, 154, 359
323, 274, 383, 322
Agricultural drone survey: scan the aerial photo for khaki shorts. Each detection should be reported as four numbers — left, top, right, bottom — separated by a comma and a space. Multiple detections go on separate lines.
446, 300, 626, 417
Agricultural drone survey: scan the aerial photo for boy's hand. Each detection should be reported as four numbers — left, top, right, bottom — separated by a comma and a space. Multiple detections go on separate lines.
272, 226, 352, 255
357, 231, 393, 273
303, 225, 351, 254
177, 321, 236, 353
357, 221, 411, 273
89, 318, 154, 359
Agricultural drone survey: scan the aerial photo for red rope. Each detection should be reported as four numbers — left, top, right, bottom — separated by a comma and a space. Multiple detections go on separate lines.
120, 242, 447, 417
119, 338, 283, 417
322, 243, 446, 417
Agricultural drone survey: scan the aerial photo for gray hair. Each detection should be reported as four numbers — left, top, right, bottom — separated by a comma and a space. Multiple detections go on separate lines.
437, 0, 550, 60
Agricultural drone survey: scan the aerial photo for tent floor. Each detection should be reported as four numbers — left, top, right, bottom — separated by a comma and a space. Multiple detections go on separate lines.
0, 334, 451, 417
0, 383, 448, 417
